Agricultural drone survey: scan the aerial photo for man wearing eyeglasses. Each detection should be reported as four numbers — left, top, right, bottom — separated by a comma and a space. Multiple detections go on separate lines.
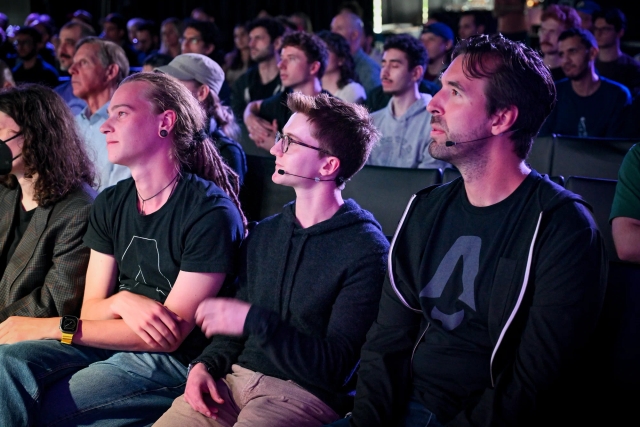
243, 31, 330, 152
10, 26, 59, 88
155, 92, 389, 427
181, 19, 230, 105
593, 8, 640, 97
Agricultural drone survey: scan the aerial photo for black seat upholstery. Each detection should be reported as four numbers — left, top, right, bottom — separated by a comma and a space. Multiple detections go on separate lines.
342, 166, 443, 236
550, 135, 636, 180
528, 136, 555, 174
549, 175, 564, 187
564, 176, 619, 262
240, 155, 295, 222
442, 167, 461, 183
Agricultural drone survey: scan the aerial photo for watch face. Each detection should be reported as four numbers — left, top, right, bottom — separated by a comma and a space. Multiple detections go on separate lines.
60, 316, 78, 333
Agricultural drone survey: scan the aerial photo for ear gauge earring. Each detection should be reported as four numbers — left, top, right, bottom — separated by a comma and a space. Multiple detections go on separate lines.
159, 129, 168, 138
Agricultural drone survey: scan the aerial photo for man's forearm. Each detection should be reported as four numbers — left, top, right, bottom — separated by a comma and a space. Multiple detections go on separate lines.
613, 217, 640, 263
73, 318, 187, 352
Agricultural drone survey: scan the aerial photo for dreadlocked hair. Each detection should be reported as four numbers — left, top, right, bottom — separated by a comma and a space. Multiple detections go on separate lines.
119, 72, 247, 232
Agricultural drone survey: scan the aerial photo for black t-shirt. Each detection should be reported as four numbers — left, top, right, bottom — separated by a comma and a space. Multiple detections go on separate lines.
596, 53, 640, 96
259, 89, 332, 133
0, 203, 36, 279
413, 174, 537, 421
549, 66, 565, 82
231, 66, 283, 120
539, 77, 631, 138
83, 173, 244, 364
11, 56, 60, 88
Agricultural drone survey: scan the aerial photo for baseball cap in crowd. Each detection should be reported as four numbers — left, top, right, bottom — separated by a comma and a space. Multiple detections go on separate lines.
155, 53, 224, 95
575, 1, 601, 15
423, 22, 454, 42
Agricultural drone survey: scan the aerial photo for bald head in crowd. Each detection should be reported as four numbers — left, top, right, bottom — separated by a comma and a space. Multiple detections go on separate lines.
330, 11, 381, 92
330, 11, 364, 55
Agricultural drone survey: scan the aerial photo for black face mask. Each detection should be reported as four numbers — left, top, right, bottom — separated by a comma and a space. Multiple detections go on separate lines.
0, 132, 23, 161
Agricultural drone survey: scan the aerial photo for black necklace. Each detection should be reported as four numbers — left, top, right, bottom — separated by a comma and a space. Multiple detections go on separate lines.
136, 174, 179, 215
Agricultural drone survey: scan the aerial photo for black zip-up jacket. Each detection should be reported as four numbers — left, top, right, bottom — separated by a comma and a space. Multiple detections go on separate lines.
349, 172, 607, 426
194, 199, 389, 414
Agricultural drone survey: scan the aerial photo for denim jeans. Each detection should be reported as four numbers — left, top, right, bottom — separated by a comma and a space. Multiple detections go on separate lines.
0, 340, 187, 427
323, 398, 443, 427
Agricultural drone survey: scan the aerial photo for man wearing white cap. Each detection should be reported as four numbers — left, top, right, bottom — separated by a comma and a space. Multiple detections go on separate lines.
157, 53, 247, 183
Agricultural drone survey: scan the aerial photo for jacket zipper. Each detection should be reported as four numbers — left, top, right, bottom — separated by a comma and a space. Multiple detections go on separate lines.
410, 322, 429, 379
489, 212, 543, 386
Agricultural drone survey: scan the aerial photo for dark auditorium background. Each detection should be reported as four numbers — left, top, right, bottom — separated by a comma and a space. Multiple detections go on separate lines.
13, 0, 640, 54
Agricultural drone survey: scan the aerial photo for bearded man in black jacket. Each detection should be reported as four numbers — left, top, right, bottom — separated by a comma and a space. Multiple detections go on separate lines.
329, 34, 607, 427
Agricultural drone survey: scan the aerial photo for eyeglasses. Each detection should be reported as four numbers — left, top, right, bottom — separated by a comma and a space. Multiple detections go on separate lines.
274, 131, 334, 156
180, 36, 202, 45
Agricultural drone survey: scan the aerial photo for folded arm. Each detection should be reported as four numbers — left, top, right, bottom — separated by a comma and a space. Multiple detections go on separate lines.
0, 249, 226, 351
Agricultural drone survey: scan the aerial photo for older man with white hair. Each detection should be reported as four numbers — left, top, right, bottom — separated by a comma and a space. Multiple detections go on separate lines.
331, 11, 381, 92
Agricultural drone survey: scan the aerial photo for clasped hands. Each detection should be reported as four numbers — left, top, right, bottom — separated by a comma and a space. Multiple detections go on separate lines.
112, 293, 251, 350
246, 114, 278, 151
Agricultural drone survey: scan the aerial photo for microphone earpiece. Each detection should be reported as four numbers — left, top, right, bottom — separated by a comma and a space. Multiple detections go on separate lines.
276, 169, 335, 183
445, 141, 456, 147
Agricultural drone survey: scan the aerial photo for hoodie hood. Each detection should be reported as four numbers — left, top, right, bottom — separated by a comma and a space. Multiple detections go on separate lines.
280, 198, 384, 236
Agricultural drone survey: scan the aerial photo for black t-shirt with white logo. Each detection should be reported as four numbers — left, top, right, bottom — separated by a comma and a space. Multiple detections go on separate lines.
413, 174, 536, 420
83, 173, 244, 364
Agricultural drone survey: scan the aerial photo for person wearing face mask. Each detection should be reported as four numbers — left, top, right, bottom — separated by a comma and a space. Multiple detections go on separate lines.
0, 84, 96, 324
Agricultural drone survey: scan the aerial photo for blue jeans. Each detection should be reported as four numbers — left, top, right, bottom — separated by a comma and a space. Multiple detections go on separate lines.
0, 340, 187, 426
323, 398, 442, 427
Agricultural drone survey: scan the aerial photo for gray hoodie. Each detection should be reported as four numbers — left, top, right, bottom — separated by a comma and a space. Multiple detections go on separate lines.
368, 93, 448, 169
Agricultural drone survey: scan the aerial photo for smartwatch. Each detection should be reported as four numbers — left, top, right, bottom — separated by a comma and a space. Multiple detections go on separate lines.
187, 361, 210, 378
59, 315, 79, 345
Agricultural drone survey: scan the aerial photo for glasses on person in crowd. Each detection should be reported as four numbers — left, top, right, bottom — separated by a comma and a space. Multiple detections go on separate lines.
274, 131, 333, 156
179, 36, 202, 46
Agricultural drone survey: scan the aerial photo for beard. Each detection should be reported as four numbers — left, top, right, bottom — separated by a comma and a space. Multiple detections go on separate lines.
428, 115, 490, 166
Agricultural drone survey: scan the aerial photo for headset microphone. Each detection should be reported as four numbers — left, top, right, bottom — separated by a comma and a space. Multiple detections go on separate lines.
445, 129, 520, 147
445, 134, 495, 147
277, 169, 334, 183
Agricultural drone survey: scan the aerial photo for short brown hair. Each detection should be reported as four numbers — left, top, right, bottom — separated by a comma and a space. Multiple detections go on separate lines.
281, 31, 328, 79
541, 5, 582, 30
451, 34, 556, 159
286, 92, 380, 187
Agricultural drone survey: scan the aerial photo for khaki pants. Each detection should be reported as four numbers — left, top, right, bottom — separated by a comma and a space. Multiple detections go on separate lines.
154, 364, 339, 427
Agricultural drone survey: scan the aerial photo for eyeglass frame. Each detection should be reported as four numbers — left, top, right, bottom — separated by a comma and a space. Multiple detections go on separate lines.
179, 36, 203, 46
274, 131, 335, 157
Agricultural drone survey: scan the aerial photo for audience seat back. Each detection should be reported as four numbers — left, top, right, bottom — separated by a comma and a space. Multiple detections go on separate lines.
443, 167, 461, 183
564, 176, 619, 262
528, 136, 554, 175
550, 135, 636, 180
240, 155, 295, 222
342, 166, 443, 236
